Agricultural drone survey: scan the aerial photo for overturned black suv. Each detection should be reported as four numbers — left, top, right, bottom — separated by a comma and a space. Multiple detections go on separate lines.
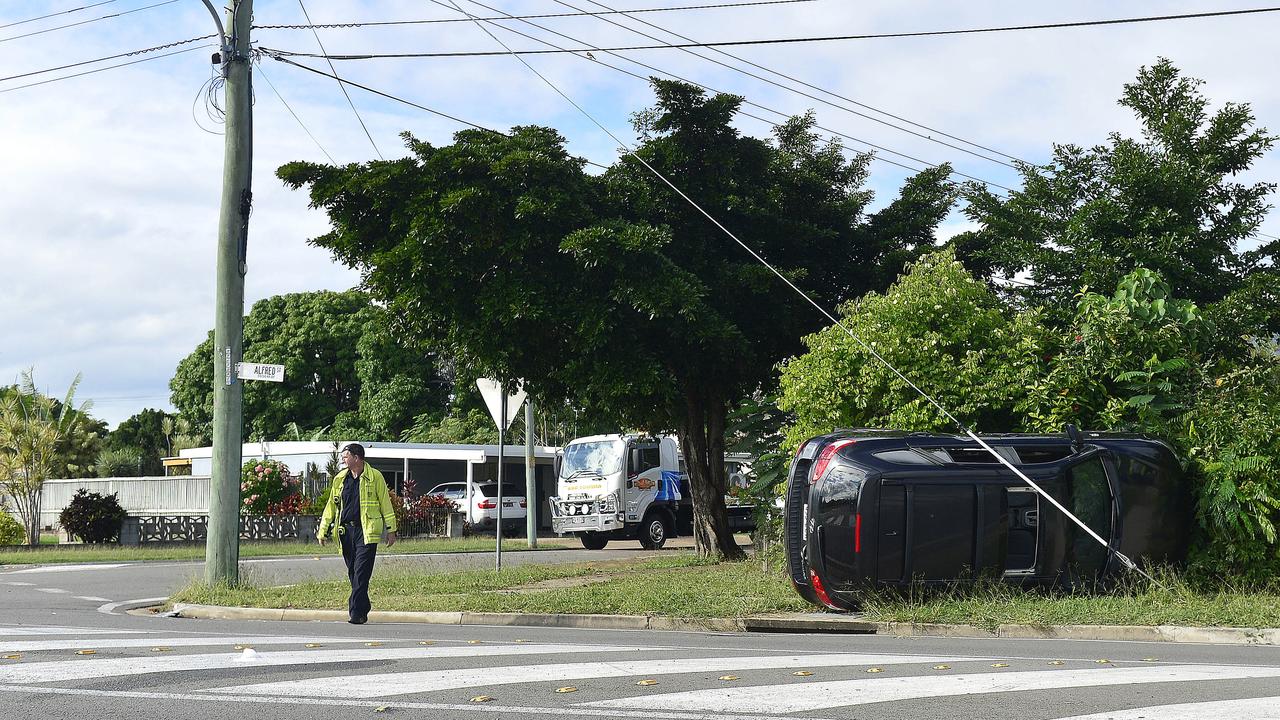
784, 429, 1190, 611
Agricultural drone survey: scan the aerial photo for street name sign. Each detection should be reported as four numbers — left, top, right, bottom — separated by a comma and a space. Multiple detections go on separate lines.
236, 362, 285, 382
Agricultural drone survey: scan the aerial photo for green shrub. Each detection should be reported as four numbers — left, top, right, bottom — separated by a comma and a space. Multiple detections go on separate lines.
96, 447, 142, 477
57, 489, 127, 543
0, 506, 24, 545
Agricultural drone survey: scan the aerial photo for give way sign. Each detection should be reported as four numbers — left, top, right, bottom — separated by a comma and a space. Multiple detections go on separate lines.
475, 378, 526, 431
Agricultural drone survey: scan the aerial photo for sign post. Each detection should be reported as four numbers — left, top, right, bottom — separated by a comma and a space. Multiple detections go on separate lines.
476, 378, 526, 571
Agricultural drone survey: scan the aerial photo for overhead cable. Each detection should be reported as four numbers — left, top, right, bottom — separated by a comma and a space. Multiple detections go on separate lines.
256, 62, 336, 163
0, 34, 216, 84
252, 0, 814, 30
259, 50, 610, 171
270, 6, 1280, 58
295, 0, 382, 159
0, 0, 118, 31
412, 1, 1011, 190
0, 0, 179, 44
440, 0, 1157, 586
0, 43, 208, 93
565, 0, 1030, 166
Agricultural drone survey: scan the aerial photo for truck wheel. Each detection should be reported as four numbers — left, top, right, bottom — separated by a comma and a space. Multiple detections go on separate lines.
638, 513, 668, 550
580, 533, 608, 550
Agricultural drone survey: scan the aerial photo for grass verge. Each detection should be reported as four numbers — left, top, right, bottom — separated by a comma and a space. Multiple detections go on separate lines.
859, 571, 1280, 629
0, 536, 571, 566
170, 554, 811, 618
170, 558, 1280, 627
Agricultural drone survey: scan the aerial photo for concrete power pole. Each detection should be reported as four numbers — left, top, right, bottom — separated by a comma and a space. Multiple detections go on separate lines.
525, 399, 536, 548
205, 0, 253, 585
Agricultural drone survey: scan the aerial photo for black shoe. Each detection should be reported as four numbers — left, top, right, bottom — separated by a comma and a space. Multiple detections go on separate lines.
348, 616, 367, 625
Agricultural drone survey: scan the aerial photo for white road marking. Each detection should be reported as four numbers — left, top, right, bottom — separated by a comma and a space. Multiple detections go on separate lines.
2, 582, 36, 586
210, 652, 982, 698
0, 635, 394, 653
0, 625, 147, 636
0, 685, 827, 720
3, 564, 130, 574
1056, 696, 1280, 719
72, 596, 111, 602
36, 588, 70, 594
0, 644, 650, 684
97, 597, 167, 615
583, 664, 1280, 713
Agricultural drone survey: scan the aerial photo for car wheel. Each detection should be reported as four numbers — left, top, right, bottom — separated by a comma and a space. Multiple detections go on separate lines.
638, 513, 667, 550
579, 533, 608, 550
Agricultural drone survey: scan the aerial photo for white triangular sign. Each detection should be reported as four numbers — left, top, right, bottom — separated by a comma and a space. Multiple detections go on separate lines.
475, 378, 527, 431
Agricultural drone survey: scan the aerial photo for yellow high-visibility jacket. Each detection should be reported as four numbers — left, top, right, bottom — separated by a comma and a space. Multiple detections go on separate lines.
317, 466, 398, 545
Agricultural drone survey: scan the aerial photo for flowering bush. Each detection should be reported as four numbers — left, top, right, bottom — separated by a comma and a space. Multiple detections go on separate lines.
266, 493, 309, 515
240, 459, 298, 514
397, 477, 460, 535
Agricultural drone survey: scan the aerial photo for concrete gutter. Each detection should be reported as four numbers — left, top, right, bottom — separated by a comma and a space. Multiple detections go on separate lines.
170, 603, 1279, 645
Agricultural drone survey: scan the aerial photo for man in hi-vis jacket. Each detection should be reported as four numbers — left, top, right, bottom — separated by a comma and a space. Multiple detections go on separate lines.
318, 443, 397, 624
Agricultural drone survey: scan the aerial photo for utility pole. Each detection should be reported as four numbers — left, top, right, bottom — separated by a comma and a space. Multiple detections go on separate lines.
524, 398, 536, 548
205, 0, 253, 585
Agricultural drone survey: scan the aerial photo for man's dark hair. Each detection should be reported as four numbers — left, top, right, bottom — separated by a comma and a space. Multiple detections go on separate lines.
343, 443, 366, 459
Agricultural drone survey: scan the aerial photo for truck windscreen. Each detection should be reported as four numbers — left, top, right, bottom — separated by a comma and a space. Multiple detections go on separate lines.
561, 441, 623, 477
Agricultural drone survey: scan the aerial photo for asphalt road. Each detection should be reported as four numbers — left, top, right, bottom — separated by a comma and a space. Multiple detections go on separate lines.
3, 551, 1280, 720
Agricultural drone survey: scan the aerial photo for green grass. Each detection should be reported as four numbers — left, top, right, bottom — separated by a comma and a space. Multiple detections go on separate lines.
0, 536, 571, 566
170, 554, 811, 618
859, 571, 1280, 630
170, 558, 1280, 627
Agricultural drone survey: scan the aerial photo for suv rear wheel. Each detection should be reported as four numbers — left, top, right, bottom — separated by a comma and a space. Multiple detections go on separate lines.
579, 532, 608, 550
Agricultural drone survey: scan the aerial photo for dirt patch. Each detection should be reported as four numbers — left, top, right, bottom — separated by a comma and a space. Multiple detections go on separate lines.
492, 575, 616, 594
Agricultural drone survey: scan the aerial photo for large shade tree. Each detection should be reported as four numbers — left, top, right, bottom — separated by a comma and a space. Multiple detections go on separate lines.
953, 59, 1277, 339
279, 80, 955, 558
169, 290, 446, 442
105, 408, 174, 476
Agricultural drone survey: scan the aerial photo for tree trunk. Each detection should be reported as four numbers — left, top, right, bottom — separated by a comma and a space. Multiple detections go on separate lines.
677, 387, 745, 561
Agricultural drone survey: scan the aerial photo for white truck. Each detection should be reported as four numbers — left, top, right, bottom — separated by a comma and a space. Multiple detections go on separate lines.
550, 433, 754, 550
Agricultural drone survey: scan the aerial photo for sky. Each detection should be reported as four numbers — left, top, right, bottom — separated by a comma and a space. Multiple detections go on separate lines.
0, 0, 1276, 429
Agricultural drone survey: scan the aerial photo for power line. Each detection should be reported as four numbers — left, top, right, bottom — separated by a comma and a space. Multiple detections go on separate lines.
260, 50, 610, 171
0, 34, 216, 84
270, 6, 1280, 58
0, 0, 118, 31
0, 43, 209, 93
252, 0, 815, 30
295, 0, 382, 160
411, 0, 1011, 190
0, 0, 179, 44
545, 0, 1018, 169
440, 0, 1156, 586
256, 62, 337, 164
566, 0, 1030, 166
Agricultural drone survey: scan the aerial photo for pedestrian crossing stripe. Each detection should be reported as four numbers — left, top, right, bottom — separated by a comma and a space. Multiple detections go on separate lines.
0, 635, 394, 653
207, 653, 984, 698
0, 643, 649, 685
1054, 696, 1280, 719
0, 625, 147, 637
582, 664, 1280, 714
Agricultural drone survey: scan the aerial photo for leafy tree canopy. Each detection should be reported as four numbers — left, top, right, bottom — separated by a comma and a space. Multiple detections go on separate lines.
279, 80, 956, 558
105, 408, 173, 475
953, 58, 1277, 338
169, 290, 446, 442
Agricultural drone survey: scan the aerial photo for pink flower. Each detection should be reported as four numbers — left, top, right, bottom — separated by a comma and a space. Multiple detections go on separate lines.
255, 464, 263, 472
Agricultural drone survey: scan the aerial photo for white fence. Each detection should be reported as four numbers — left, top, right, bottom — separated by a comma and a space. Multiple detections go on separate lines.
36, 476, 212, 529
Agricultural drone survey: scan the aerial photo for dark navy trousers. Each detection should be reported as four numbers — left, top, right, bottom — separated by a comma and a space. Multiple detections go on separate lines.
339, 524, 378, 622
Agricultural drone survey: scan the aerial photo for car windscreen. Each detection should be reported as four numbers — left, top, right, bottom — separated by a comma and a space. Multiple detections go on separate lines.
476, 484, 523, 498
560, 440, 623, 477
